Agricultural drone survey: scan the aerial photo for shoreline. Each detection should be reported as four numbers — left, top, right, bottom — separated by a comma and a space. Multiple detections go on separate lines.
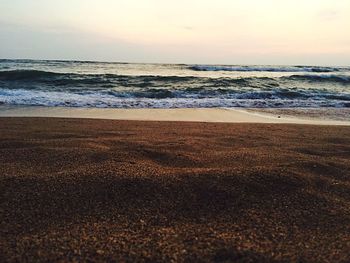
0, 106, 349, 125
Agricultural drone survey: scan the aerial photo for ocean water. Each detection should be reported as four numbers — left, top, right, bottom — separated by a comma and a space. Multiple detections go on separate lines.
0, 59, 349, 108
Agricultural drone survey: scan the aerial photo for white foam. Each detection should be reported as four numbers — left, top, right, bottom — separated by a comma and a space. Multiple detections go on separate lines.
0, 88, 347, 109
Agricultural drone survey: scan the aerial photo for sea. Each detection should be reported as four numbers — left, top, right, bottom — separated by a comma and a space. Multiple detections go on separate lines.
0, 59, 349, 109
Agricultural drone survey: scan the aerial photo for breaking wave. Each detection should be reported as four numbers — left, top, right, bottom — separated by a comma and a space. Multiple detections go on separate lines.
1, 63, 350, 109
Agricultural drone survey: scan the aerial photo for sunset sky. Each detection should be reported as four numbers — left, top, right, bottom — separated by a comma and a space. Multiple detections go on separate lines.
1, 0, 349, 65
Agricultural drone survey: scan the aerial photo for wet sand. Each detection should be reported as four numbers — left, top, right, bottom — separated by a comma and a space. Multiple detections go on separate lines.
246, 108, 350, 122
0, 106, 349, 125
0, 118, 350, 262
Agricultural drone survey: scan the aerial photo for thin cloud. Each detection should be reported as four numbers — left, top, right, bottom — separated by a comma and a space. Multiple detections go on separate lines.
182, 26, 194, 31
317, 9, 340, 21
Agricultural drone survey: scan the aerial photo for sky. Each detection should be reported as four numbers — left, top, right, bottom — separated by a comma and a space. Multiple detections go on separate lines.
0, 0, 349, 65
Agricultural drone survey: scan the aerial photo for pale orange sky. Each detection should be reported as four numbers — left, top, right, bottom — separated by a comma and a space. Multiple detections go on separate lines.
0, 0, 349, 65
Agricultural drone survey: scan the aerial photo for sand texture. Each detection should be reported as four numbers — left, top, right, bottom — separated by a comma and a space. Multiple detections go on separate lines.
0, 118, 350, 262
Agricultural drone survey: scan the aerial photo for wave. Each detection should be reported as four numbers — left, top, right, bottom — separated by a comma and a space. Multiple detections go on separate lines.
1, 69, 350, 109
0, 70, 280, 90
1, 60, 349, 109
1, 87, 349, 108
1, 70, 350, 86
1, 70, 350, 101
189, 65, 342, 73
284, 74, 350, 84
0, 70, 198, 82
0, 70, 62, 80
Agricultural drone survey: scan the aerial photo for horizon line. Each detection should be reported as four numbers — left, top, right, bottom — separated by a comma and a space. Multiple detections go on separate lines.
0, 58, 348, 68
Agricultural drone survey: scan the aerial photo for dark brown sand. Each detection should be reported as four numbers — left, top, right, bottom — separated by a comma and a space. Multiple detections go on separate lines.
0, 118, 349, 262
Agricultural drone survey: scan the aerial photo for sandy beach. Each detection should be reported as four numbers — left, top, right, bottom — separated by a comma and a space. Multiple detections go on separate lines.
1, 117, 349, 262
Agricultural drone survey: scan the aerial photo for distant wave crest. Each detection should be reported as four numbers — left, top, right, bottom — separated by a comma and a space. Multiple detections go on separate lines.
285, 74, 350, 84
189, 65, 342, 73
